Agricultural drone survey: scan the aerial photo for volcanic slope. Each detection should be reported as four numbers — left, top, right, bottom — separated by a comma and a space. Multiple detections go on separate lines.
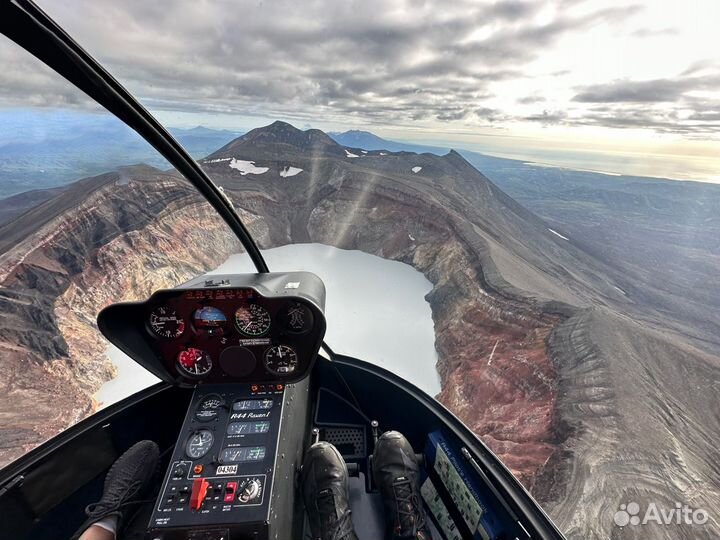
201, 122, 720, 540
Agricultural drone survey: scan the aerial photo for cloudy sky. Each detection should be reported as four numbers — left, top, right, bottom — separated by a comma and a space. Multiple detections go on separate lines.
2, 0, 719, 180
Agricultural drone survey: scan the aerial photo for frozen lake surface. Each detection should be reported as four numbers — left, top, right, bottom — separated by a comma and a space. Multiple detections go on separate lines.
94, 243, 440, 407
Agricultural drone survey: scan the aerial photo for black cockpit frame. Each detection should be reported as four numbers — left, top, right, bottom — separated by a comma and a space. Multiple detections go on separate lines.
0, 0, 269, 273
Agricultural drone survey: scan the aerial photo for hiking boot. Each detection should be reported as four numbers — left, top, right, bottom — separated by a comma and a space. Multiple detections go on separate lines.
372, 431, 432, 540
301, 441, 358, 540
71, 440, 159, 539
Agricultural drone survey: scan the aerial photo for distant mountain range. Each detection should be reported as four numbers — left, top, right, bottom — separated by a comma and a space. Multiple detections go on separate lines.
329, 129, 448, 154
0, 110, 241, 198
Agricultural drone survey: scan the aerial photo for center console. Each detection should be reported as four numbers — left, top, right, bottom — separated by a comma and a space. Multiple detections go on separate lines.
148, 380, 310, 540
96, 272, 326, 540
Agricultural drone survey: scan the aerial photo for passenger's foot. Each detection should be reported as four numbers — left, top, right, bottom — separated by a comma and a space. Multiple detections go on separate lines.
301, 441, 359, 540
72, 440, 160, 540
372, 431, 432, 540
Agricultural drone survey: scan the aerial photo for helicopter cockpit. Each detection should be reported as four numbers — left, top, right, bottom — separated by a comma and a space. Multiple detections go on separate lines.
96, 271, 539, 540
0, 3, 566, 539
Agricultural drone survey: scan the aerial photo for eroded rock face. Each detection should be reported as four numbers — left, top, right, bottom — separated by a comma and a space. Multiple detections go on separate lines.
302, 186, 565, 488
0, 170, 244, 466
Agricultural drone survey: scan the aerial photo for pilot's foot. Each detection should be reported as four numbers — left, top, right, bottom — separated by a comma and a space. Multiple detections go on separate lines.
301, 441, 359, 540
72, 440, 159, 540
373, 431, 432, 540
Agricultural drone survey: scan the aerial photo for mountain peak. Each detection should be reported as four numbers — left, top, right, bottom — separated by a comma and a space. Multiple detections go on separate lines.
210, 121, 341, 158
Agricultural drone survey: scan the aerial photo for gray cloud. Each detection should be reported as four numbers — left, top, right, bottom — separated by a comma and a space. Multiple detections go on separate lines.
517, 95, 546, 105
523, 110, 567, 125
573, 75, 720, 103
557, 103, 720, 136
567, 71, 720, 134
1, 0, 716, 139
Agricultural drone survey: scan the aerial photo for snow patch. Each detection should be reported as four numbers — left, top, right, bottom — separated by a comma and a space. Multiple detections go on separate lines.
411, 166, 422, 173
280, 166, 303, 178
614, 285, 627, 296
345, 149, 359, 158
548, 228, 569, 241
379, 152, 388, 156
408, 233, 416, 241
205, 157, 232, 163
361, 150, 368, 154
229, 158, 269, 175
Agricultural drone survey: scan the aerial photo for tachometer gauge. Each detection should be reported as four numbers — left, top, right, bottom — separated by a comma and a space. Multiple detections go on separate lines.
185, 429, 214, 459
148, 307, 185, 338
234, 304, 271, 337
264, 345, 298, 376
195, 394, 225, 422
177, 348, 213, 377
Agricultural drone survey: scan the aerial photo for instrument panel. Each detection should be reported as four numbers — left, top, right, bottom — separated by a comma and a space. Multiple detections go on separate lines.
148, 288, 321, 383
98, 272, 326, 385
148, 383, 308, 539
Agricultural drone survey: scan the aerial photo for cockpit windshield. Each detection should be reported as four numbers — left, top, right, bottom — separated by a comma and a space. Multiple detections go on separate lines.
1, 2, 719, 539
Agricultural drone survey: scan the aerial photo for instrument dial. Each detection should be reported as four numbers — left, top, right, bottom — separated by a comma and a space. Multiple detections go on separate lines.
148, 307, 185, 338
185, 429, 214, 459
195, 394, 225, 422
284, 302, 314, 334
234, 304, 271, 337
192, 306, 227, 336
264, 345, 298, 376
177, 348, 213, 377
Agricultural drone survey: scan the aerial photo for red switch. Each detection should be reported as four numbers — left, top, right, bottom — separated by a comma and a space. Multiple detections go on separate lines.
190, 478, 210, 510
224, 481, 238, 503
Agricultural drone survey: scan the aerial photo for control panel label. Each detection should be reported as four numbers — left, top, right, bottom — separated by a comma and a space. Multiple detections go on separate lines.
216, 465, 238, 475
434, 445, 483, 533
421, 478, 462, 540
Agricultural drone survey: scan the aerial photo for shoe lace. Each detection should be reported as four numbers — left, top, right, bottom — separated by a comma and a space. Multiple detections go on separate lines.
392, 478, 427, 539
85, 480, 145, 517
316, 490, 355, 540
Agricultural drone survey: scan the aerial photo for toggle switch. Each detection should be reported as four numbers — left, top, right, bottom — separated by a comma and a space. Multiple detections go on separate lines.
190, 478, 210, 511
224, 481, 238, 503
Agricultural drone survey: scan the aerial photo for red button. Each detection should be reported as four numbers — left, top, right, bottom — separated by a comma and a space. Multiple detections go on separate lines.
224, 481, 238, 503
190, 478, 210, 510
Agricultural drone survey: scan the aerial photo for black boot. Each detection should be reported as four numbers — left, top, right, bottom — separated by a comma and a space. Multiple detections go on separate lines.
372, 431, 432, 540
71, 440, 159, 540
301, 441, 358, 540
